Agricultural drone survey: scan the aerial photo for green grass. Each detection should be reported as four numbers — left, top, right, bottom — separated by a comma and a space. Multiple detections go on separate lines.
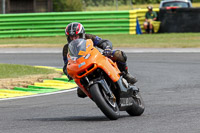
0, 64, 57, 79
107, 33, 200, 48
0, 33, 200, 48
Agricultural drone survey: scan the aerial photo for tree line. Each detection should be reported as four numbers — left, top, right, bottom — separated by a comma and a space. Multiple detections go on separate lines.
53, 0, 199, 12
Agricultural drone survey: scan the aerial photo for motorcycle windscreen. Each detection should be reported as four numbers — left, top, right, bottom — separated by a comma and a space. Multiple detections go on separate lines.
68, 39, 87, 60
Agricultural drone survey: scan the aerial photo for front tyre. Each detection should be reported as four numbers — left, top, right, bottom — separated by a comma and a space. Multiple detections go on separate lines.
90, 84, 120, 120
126, 91, 145, 116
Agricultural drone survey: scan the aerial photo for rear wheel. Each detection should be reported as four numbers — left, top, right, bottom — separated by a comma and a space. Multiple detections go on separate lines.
126, 91, 145, 116
90, 84, 120, 120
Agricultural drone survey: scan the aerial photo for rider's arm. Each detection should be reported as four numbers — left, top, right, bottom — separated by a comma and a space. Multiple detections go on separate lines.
85, 34, 113, 50
97, 39, 113, 50
85, 34, 101, 46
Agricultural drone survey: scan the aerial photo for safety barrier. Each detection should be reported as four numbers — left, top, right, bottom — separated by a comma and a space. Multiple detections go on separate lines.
0, 9, 160, 38
130, 8, 160, 33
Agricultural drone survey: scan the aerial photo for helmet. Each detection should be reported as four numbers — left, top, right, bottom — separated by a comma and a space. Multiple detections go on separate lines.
65, 22, 85, 39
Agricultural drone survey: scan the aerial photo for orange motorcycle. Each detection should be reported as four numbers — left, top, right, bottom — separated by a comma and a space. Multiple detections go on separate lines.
67, 39, 144, 120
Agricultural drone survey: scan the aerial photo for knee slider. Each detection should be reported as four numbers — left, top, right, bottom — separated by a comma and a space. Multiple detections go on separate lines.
113, 50, 127, 63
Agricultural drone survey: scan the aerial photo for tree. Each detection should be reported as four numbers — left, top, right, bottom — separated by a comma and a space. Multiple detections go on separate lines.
53, 0, 83, 12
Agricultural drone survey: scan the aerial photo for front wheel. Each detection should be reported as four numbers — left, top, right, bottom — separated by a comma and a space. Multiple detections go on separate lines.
126, 91, 145, 116
90, 84, 120, 120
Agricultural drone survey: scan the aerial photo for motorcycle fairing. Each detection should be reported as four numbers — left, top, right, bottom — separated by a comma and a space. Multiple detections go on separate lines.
67, 39, 121, 82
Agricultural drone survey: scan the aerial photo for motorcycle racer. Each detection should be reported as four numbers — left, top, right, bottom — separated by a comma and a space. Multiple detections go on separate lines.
62, 22, 137, 98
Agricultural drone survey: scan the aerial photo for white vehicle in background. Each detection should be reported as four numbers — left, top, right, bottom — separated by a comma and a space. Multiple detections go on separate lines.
159, 0, 193, 8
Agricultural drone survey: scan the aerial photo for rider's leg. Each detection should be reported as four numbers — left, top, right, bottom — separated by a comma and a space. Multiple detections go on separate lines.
117, 61, 137, 84
111, 50, 137, 84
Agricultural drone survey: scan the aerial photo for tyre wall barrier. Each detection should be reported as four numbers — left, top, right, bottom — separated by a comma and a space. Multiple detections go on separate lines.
0, 9, 159, 38
159, 8, 200, 33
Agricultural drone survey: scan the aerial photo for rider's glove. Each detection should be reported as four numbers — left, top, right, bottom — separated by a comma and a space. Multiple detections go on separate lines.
63, 63, 73, 81
103, 46, 112, 57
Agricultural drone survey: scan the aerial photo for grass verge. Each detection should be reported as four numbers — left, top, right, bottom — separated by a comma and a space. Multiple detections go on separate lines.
0, 64, 58, 79
0, 33, 200, 48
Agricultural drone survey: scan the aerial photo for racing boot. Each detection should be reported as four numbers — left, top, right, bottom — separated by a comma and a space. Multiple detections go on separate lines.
123, 71, 137, 85
77, 87, 87, 98
118, 62, 137, 85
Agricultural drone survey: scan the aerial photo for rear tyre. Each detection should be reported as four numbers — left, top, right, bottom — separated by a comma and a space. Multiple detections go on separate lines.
90, 84, 120, 120
126, 91, 145, 116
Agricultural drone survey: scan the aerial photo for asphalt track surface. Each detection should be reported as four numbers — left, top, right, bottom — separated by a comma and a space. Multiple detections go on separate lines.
0, 48, 200, 133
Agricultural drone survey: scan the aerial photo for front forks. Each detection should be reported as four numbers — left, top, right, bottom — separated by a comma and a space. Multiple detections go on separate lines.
89, 79, 113, 97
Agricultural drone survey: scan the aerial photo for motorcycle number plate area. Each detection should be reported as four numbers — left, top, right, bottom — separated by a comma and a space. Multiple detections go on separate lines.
120, 97, 133, 107
78, 62, 86, 68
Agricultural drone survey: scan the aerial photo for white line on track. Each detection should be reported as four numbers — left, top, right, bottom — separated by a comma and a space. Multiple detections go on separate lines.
0, 88, 77, 101
118, 48, 200, 53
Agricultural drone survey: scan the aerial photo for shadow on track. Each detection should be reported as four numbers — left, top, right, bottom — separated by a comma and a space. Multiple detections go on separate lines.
24, 116, 109, 122
23, 114, 134, 122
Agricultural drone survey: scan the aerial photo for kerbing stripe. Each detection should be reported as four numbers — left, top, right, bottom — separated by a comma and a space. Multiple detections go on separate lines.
0, 88, 77, 101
